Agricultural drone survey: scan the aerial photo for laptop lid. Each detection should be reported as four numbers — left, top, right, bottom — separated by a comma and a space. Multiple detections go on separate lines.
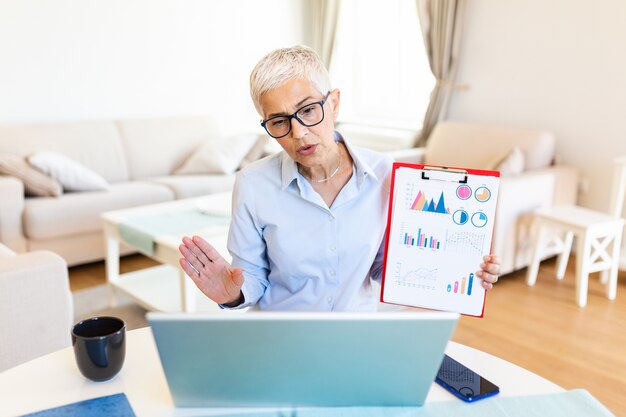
147, 311, 458, 407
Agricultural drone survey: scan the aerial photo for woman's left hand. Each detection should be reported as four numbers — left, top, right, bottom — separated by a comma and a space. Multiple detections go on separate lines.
478, 255, 501, 291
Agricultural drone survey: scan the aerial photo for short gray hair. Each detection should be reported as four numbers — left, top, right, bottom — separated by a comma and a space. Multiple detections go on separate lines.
249, 45, 332, 116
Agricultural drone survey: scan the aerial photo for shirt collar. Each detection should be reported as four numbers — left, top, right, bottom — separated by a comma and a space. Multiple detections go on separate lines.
280, 131, 379, 190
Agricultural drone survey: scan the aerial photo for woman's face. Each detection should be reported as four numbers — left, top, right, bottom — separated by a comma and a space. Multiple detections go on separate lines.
259, 79, 340, 169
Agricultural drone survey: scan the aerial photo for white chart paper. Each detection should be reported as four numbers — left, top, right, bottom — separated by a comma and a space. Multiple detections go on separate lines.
381, 166, 500, 317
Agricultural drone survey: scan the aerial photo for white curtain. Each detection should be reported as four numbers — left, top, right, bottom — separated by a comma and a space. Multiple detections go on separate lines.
309, 0, 341, 69
415, 0, 467, 146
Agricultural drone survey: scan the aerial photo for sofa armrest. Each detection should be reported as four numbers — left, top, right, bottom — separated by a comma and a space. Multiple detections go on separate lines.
386, 147, 426, 164
0, 247, 73, 371
0, 176, 27, 252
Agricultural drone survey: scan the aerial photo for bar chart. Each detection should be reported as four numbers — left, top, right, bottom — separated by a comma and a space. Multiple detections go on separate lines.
401, 227, 442, 250
446, 273, 475, 296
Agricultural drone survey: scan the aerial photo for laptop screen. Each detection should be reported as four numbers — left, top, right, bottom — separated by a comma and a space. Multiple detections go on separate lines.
148, 311, 458, 407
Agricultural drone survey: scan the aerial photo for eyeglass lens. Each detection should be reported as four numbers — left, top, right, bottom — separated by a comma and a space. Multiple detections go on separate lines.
265, 101, 325, 138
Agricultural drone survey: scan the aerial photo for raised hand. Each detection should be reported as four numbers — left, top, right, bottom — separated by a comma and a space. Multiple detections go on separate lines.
478, 254, 501, 291
179, 235, 244, 305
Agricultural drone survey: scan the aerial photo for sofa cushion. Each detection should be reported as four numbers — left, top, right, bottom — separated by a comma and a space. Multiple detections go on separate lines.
424, 121, 555, 171
117, 116, 222, 180
28, 151, 110, 192
0, 121, 130, 182
478, 145, 526, 177
0, 153, 63, 197
23, 182, 175, 240
174, 133, 259, 175
145, 175, 236, 200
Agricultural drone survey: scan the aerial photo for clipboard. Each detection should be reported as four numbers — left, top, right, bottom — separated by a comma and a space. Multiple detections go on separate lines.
380, 163, 500, 317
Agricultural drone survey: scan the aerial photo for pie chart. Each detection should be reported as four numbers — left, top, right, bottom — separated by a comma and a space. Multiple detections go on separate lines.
453, 209, 469, 225
456, 185, 471, 200
471, 212, 488, 228
475, 186, 491, 202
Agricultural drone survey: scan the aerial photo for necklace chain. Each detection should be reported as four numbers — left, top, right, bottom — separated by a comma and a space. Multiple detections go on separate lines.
303, 150, 343, 183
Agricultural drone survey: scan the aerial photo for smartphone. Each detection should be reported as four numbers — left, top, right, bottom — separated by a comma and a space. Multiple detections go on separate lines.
435, 354, 500, 402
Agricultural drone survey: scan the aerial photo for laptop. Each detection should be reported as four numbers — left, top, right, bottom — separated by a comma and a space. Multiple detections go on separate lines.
147, 311, 458, 407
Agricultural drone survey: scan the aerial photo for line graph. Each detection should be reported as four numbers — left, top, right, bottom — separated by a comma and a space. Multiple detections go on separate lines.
393, 262, 438, 290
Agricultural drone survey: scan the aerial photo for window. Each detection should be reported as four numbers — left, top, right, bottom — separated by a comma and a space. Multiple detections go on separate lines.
330, 0, 434, 130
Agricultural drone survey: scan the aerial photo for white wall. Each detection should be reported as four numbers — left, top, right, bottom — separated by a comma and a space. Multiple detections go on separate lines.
447, 0, 626, 210
0, 0, 306, 135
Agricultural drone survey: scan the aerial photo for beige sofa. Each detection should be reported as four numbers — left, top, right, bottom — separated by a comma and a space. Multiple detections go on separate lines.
0, 116, 252, 266
388, 121, 579, 275
0, 117, 578, 275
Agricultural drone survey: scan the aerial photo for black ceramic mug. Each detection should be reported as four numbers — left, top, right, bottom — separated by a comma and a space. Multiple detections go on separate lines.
71, 316, 126, 382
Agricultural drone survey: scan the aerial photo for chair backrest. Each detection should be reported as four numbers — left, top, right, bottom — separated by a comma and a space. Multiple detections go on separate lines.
609, 156, 626, 218
424, 121, 556, 172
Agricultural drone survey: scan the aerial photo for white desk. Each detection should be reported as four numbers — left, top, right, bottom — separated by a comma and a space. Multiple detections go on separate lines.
0, 327, 562, 417
101, 193, 233, 313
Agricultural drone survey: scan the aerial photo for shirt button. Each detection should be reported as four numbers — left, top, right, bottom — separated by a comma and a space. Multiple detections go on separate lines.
327, 297, 332, 304
328, 215, 333, 221
330, 270, 336, 276
330, 244, 336, 251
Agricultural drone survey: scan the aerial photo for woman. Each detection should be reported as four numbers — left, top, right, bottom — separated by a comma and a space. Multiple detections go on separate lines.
179, 45, 500, 311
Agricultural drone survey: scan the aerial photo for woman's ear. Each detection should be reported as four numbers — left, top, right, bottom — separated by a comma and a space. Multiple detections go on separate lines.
330, 88, 341, 120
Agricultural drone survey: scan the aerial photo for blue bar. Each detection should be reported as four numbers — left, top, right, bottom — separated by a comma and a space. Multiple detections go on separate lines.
417, 229, 421, 245
437, 242, 440, 249
467, 273, 474, 295
404, 233, 408, 244
411, 238, 415, 245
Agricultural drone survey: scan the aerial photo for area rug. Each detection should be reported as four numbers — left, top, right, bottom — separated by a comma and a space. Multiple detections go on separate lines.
72, 285, 149, 330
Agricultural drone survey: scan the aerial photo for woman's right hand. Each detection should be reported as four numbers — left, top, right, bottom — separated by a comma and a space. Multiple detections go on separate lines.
179, 235, 244, 305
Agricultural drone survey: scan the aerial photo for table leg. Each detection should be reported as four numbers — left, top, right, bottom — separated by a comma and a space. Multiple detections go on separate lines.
105, 235, 120, 308
179, 269, 197, 313
527, 222, 548, 286
555, 231, 574, 280
607, 229, 623, 300
575, 234, 591, 308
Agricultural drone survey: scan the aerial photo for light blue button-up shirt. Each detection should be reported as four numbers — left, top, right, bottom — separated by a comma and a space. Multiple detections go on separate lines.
226, 133, 393, 311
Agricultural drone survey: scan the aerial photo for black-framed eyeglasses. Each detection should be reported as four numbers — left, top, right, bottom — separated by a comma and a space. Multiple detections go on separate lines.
260, 92, 330, 139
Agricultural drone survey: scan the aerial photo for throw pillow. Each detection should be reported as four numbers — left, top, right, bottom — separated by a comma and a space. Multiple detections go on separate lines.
28, 151, 110, 192
174, 133, 260, 175
0, 153, 63, 197
238, 135, 268, 170
483, 146, 525, 177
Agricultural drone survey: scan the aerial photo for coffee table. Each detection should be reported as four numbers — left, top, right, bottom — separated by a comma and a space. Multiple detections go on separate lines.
101, 192, 233, 313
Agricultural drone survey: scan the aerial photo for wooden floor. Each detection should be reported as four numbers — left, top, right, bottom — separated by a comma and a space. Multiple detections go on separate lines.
69, 255, 626, 415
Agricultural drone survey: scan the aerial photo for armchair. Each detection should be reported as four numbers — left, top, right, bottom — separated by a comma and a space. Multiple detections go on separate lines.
389, 121, 579, 275
0, 243, 73, 371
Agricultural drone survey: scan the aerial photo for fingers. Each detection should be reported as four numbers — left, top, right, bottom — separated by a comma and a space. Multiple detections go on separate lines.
483, 255, 501, 269
478, 254, 501, 291
179, 242, 206, 275
192, 235, 226, 266
481, 254, 501, 275
181, 236, 212, 267
231, 268, 244, 288
179, 257, 200, 281
477, 270, 498, 284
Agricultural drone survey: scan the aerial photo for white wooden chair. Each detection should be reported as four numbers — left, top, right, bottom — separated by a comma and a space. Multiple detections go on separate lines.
526, 156, 626, 307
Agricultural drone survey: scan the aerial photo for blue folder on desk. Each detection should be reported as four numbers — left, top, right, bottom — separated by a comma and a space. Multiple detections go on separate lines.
19, 393, 136, 417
